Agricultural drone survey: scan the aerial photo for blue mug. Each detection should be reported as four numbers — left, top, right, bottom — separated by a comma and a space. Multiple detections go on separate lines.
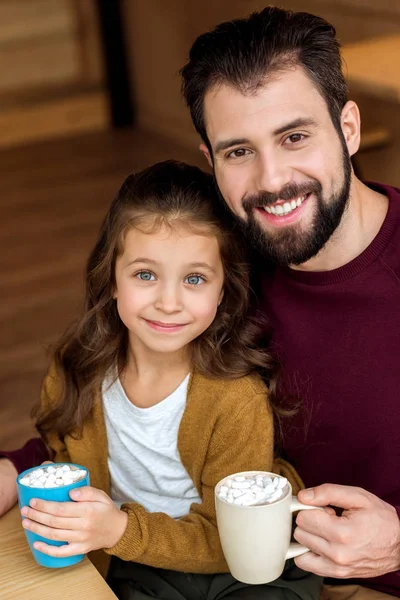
17, 463, 90, 568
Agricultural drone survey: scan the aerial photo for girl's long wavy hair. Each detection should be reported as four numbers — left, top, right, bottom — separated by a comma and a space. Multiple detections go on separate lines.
35, 160, 281, 440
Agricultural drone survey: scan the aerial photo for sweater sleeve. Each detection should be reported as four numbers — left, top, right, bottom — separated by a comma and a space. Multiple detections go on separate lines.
104, 390, 274, 573
0, 438, 50, 474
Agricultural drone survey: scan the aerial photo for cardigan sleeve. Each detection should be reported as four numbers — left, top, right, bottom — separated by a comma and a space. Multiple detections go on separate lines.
104, 389, 275, 572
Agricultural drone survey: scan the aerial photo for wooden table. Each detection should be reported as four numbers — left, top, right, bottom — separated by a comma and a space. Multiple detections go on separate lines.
0, 505, 117, 600
342, 35, 400, 102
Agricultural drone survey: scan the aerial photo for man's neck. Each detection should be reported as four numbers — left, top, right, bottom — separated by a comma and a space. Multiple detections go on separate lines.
290, 178, 389, 273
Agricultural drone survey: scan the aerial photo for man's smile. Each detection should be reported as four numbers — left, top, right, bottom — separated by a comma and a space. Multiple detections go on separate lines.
251, 193, 311, 227
263, 193, 309, 216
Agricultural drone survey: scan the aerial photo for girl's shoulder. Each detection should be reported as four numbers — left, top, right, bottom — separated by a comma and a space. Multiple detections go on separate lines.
189, 370, 268, 410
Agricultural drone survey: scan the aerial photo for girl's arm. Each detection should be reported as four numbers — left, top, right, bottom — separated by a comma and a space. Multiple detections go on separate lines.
104, 389, 276, 572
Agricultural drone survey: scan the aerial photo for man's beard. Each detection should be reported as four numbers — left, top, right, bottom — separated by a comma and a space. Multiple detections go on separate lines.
229, 145, 352, 267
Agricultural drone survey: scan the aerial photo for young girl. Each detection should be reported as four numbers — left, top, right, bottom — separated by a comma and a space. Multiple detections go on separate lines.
5, 161, 320, 599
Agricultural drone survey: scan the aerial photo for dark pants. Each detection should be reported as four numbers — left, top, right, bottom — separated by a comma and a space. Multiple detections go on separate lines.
106, 557, 322, 600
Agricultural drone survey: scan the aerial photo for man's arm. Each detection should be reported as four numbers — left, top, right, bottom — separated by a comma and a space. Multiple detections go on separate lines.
0, 437, 50, 473
0, 437, 51, 517
0, 458, 18, 515
293, 483, 400, 579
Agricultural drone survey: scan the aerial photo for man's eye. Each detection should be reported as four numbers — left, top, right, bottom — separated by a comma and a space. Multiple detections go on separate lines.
285, 133, 306, 144
185, 275, 205, 285
136, 271, 155, 281
227, 148, 250, 159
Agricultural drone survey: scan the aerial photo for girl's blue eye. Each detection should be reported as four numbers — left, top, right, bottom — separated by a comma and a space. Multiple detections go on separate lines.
185, 275, 205, 285
137, 271, 155, 281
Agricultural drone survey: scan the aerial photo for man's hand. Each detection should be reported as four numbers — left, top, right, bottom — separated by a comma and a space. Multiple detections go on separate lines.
293, 483, 400, 579
0, 459, 18, 516
20, 486, 128, 557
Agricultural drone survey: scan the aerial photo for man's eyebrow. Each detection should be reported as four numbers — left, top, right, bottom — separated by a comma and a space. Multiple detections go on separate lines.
214, 138, 250, 154
213, 119, 318, 153
273, 117, 318, 136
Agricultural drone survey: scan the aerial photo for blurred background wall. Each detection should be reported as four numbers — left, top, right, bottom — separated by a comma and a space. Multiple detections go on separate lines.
121, 0, 400, 185
0, 0, 399, 449
0, 0, 107, 148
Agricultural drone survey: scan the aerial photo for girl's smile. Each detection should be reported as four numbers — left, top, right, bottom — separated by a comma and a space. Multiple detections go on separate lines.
143, 319, 189, 333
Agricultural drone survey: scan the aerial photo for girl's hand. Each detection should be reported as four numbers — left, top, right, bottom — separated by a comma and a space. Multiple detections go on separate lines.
20, 486, 128, 557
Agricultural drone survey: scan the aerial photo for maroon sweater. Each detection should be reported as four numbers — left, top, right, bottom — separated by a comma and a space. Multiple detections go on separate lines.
261, 183, 400, 596
2, 183, 399, 593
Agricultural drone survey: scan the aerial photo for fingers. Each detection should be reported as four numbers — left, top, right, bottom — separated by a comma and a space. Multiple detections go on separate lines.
298, 483, 372, 510
32, 540, 84, 558
295, 506, 346, 542
21, 505, 82, 531
69, 486, 109, 503
322, 506, 336, 516
22, 487, 106, 517
23, 498, 85, 518
22, 517, 82, 543
294, 551, 351, 579
294, 519, 347, 562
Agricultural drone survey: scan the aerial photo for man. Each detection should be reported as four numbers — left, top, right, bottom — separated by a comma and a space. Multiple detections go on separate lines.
180, 6, 400, 599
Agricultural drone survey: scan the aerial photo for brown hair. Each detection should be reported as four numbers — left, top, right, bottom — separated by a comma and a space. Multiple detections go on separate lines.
35, 160, 280, 440
181, 6, 348, 154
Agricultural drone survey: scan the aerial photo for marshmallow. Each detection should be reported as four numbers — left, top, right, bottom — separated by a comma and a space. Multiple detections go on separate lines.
19, 464, 87, 488
217, 474, 288, 506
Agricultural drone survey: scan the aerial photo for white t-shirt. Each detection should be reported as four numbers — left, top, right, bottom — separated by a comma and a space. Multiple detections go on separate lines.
102, 372, 201, 518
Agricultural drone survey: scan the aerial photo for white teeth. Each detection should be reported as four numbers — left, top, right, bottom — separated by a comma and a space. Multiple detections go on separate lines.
263, 194, 307, 217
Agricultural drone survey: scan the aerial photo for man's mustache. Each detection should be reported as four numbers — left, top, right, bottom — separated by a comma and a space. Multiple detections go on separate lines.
242, 181, 322, 211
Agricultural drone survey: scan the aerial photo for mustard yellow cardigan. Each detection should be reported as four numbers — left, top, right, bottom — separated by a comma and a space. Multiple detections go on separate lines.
41, 367, 302, 578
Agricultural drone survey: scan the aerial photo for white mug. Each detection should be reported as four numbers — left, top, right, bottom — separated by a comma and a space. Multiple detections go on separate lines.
215, 471, 321, 584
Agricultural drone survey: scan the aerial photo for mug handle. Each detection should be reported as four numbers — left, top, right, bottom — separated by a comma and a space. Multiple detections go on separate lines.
285, 496, 324, 560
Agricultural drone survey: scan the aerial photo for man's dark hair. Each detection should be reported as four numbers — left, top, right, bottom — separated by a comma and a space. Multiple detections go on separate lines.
181, 6, 348, 152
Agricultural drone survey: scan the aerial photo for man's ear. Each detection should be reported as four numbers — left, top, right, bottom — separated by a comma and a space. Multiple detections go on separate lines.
341, 101, 361, 157
200, 143, 213, 168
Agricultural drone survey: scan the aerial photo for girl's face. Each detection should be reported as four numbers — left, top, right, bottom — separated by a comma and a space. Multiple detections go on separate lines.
113, 223, 224, 360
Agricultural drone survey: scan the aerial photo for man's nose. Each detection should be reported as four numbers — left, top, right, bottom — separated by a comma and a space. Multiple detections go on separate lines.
255, 150, 291, 195
154, 284, 183, 313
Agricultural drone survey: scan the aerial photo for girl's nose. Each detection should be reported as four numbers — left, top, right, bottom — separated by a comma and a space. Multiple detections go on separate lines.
154, 285, 183, 313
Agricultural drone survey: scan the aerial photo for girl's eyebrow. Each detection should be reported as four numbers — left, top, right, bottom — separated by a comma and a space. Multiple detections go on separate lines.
126, 257, 157, 267
188, 262, 217, 273
126, 258, 217, 273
